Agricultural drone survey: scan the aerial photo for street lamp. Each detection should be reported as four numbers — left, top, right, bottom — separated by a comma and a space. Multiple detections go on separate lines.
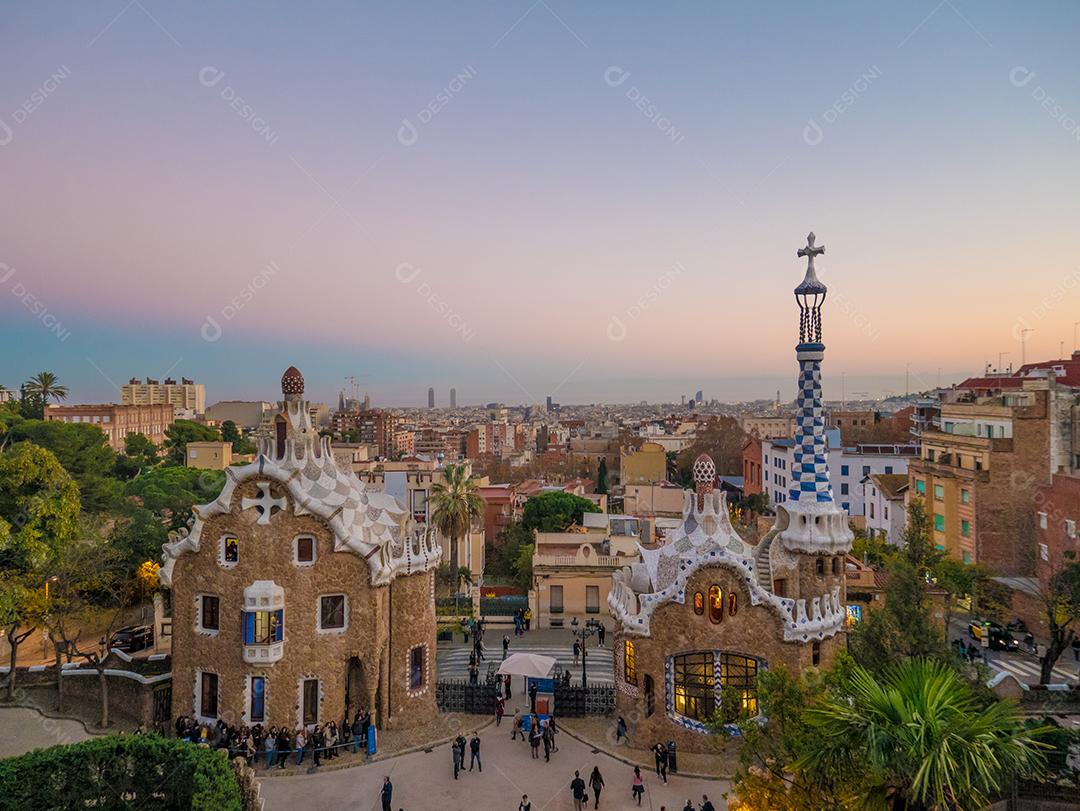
570, 617, 601, 688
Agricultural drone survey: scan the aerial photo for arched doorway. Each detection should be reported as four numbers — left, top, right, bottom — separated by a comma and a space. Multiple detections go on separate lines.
344, 656, 365, 720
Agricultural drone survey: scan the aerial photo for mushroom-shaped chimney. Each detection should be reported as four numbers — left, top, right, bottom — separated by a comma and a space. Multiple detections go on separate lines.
281, 366, 305, 401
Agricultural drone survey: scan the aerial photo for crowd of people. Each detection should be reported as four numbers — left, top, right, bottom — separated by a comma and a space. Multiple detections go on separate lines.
173, 709, 374, 769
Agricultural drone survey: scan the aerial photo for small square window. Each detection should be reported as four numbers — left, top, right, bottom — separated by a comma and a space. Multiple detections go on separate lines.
934, 513, 945, 532
1037, 512, 1048, 530
1066, 519, 1077, 539
295, 535, 316, 565
222, 536, 239, 565
961, 520, 970, 537
319, 595, 346, 631
916, 480, 926, 495
934, 484, 944, 501
840, 465, 849, 476
961, 489, 971, 504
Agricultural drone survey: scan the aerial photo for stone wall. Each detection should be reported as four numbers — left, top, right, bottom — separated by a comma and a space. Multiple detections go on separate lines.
614, 563, 843, 753
171, 478, 437, 731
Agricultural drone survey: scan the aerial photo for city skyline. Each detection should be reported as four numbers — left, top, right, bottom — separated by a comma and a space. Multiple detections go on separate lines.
2, 3, 1079, 404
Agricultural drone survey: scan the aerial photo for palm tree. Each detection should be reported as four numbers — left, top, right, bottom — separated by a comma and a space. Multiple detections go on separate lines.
23, 372, 69, 404
429, 463, 484, 591
798, 658, 1048, 810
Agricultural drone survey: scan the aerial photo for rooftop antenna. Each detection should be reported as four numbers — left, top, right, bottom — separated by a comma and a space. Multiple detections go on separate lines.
1019, 328, 1034, 366
997, 351, 1009, 374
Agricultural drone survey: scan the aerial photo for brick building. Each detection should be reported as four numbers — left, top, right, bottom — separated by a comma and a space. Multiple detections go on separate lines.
160, 367, 441, 731
741, 436, 762, 497
45, 402, 175, 450
608, 234, 852, 751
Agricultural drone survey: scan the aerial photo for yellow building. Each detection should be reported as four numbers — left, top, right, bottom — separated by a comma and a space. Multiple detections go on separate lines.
122, 376, 206, 413
531, 528, 641, 628
185, 440, 233, 470
620, 441, 666, 486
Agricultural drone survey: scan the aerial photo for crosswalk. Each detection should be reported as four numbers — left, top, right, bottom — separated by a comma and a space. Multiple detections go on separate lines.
987, 654, 1078, 687
435, 641, 615, 685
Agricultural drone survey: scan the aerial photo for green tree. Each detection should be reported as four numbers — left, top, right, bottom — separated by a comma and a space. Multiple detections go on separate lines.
163, 420, 222, 465
22, 372, 69, 403
799, 658, 1048, 810
595, 457, 609, 495
1036, 560, 1080, 684
5, 419, 120, 512
430, 464, 484, 583
850, 499, 948, 674
220, 420, 256, 454
521, 490, 601, 532
123, 466, 225, 533
0, 576, 45, 701
0, 442, 81, 572
512, 542, 534, 591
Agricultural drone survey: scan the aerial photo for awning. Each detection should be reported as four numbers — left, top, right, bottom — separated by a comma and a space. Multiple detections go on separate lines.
496, 652, 557, 679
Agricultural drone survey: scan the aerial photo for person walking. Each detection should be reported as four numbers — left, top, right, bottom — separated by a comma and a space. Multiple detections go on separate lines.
589, 766, 605, 808
524, 608, 532, 631
631, 766, 645, 805
503, 634, 511, 659
542, 720, 553, 762
597, 624, 606, 647
511, 708, 524, 740
380, 777, 393, 811
548, 715, 559, 752
518, 795, 531, 811
652, 742, 666, 776
573, 639, 581, 666
495, 696, 505, 726
682, 802, 694, 811
276, 728, 291, 769
616, 716, 628, 744
570, 770, 587, 811
352, 714, 364, 754
700, 794, 716, 811
468, 731, 482, 772
529, 680, 538, 713
505, 673, 512, 699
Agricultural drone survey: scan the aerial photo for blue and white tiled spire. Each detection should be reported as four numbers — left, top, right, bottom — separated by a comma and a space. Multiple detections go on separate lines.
789, 233, 833, 504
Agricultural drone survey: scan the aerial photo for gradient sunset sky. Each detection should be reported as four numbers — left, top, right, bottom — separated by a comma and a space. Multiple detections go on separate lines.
2, 2, 1079, 407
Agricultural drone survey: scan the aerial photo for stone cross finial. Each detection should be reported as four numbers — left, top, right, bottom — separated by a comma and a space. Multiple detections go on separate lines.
242, 482, 287, 525
797, 232, 825, 273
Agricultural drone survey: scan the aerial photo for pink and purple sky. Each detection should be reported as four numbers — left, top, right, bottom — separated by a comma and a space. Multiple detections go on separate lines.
2, 2, 1079, 406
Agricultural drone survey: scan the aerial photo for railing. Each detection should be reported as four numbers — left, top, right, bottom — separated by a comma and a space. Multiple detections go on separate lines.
533, 554, 630, 568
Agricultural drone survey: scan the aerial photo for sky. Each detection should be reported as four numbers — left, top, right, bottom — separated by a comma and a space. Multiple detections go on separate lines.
1, 2, 1079, 407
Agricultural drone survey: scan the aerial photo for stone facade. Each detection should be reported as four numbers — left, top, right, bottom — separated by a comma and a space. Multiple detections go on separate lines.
608, 235, 853, 752
161, 367, 440, 732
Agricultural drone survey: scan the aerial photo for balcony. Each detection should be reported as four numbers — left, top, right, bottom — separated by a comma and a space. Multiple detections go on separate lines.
242, 581, 285, 665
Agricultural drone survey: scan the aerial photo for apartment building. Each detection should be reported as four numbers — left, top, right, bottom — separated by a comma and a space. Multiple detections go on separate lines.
122, 376, 205, 413
45, 403, 175, 451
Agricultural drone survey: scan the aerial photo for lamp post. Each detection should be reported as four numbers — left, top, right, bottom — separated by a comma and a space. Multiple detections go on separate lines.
570, 617, 600, 689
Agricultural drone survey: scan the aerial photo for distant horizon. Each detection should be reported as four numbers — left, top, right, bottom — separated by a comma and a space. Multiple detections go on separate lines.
3, 3, 1078, 406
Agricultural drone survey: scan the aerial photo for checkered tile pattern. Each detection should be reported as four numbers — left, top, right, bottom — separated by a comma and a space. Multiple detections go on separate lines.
788, 358, 833, 503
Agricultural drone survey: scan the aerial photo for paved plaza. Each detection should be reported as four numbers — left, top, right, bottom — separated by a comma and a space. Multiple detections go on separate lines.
259, 717, 730, 811
0, 707, 92, 759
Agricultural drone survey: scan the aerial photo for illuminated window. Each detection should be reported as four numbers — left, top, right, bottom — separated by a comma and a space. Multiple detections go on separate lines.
692, 592, 704, 615
672, 652, 715, 721
727, 592, 738, 616
708, 585, 723, 624
243, 610, 283, 645
624, 640, 637, 685
718, 653, 758, 717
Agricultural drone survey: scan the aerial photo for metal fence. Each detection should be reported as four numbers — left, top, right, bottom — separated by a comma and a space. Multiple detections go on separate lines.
435, 679, 497, 714
553, 685, 617, 717
479, 595, 528, 616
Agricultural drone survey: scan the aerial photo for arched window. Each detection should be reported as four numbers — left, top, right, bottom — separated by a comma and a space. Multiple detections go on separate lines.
692, 591, 704, 615
815, 557, 825, 575
728, 592, 738, 616
708, 585, 723, 624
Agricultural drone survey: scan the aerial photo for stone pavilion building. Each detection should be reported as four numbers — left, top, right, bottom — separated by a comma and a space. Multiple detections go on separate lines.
160, 366, 441, 731
608, 234, 854, 751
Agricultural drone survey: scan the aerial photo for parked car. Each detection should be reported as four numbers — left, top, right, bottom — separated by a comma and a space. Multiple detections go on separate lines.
967, 620, 1019, 652
110, 625, 154, 653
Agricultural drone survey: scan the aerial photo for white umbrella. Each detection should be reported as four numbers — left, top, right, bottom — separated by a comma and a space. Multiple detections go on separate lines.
496, 652, 557, 679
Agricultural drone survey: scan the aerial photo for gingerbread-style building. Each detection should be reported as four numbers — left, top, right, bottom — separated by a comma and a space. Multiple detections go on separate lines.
608, 234, 854, 751
160, 367, 441, 731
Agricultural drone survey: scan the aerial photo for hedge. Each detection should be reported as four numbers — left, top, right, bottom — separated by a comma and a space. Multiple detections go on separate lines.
0, 734, 243, 810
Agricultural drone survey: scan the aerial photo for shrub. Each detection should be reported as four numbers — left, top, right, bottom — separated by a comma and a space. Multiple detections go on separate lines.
0, 734, 243, 810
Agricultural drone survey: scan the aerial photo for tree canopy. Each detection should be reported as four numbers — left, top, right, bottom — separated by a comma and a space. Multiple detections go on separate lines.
163, 419, 222, 465
521, 490, 601, 532
0, 442, 81, 572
